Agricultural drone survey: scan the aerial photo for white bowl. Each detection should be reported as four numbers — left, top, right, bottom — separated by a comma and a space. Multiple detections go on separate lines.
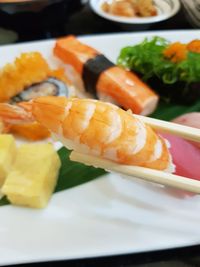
90, 0, 181, 30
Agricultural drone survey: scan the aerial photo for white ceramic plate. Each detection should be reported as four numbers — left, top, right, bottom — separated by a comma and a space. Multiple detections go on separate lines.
1, 30, 200, 266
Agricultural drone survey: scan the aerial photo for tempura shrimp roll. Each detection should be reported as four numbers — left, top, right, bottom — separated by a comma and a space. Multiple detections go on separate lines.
0, 97, 174, 172
0, 52, 76, 140
54, 36, 159, 115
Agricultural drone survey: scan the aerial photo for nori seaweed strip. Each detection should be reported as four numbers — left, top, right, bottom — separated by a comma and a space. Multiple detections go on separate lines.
82, 54, 114, 97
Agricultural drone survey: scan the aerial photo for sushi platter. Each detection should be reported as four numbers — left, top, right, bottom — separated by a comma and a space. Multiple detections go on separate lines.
0, 30, 200, 266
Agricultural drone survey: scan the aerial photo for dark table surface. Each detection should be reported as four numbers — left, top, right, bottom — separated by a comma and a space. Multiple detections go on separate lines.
1, 2, 200, 267
0, 1, 194, 44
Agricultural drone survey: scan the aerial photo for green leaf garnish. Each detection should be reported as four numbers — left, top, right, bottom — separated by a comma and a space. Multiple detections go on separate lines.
0, 196, 10, 206
55, 147, 107, 192
117, 36, 200, 85
151, 99, 200, 121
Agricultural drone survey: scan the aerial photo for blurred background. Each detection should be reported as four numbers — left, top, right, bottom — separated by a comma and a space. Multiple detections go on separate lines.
0, 0, 83, 43
0, 0, 198, 43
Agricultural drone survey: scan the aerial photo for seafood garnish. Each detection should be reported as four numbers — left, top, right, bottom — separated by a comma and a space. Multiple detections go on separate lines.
117, 37, 200, 104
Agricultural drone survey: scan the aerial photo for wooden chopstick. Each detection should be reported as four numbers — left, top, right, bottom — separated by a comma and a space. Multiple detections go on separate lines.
134, 115, 200, 143
70, 151, 200, 194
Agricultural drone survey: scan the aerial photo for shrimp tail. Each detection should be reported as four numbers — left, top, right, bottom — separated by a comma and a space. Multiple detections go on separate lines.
17, 101, 33, 113
0, 102, 34, 125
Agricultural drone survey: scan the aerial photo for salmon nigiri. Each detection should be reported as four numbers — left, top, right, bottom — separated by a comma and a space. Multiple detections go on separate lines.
0, 97, 173, 172
54, 36, 159, 116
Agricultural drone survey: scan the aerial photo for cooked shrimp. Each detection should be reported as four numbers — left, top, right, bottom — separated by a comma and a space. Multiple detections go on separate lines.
0, 96, 174, 172
0, 120, 4, 133
101, 0, 156, 17
137, 0, 157, 17
109, 1, 136, 17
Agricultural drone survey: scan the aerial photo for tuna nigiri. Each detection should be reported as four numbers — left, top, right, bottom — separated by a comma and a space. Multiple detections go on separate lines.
54, 36, 159, 116
162, 133, 200, 181
173, 112, 200, 148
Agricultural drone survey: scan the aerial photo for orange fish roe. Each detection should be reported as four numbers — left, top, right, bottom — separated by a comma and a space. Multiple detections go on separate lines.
163, 42, 187, 63
187, 40, 200, 54
0, 52, 50, 102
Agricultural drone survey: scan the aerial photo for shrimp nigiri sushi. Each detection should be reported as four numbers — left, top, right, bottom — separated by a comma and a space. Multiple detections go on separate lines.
54, 36, 159, 116
0, 97, 174, 173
